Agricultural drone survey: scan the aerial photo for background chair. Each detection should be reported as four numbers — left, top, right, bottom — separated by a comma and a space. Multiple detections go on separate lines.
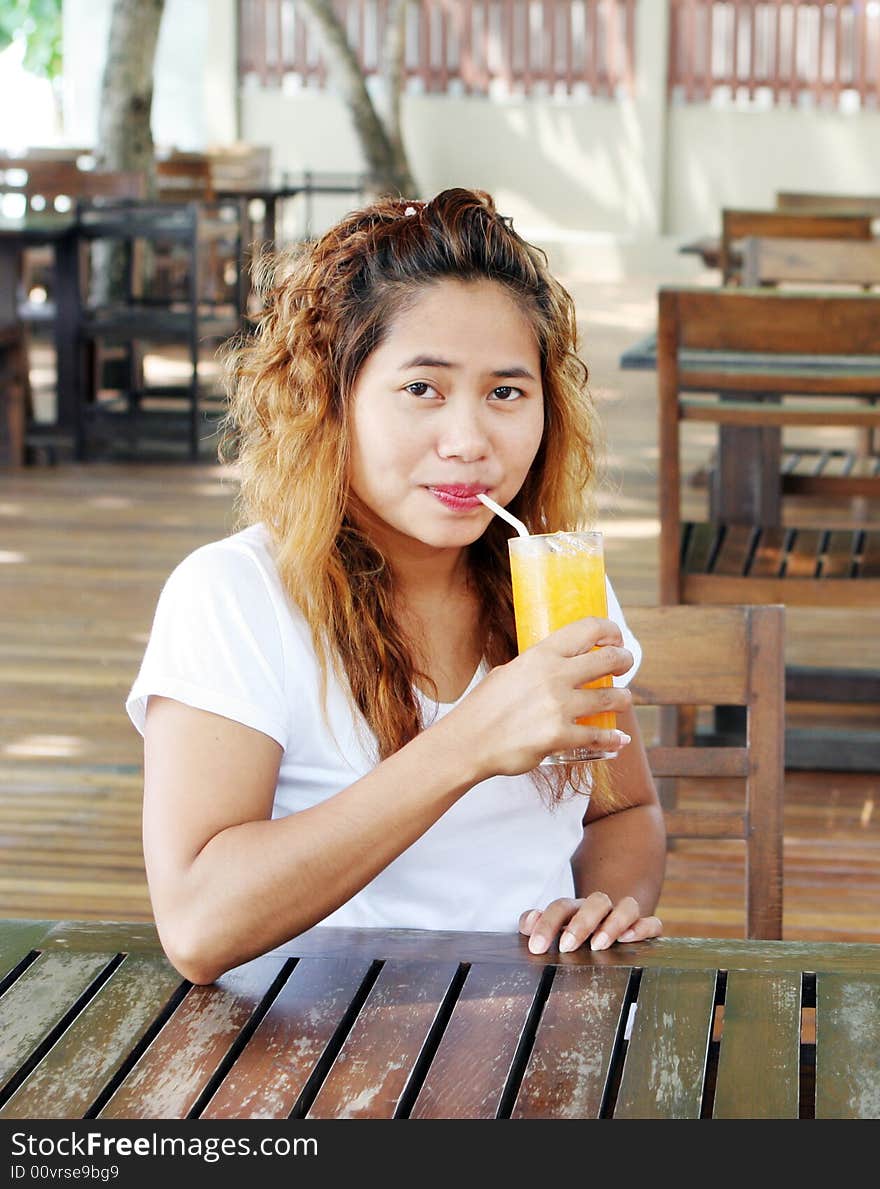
657, 285, 880, 772
74, 198, 243, 461
719, 208, 874, 285
626, 604, 785, 940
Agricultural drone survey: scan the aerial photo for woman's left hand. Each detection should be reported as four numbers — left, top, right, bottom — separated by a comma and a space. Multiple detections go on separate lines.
518, 894, 662, 954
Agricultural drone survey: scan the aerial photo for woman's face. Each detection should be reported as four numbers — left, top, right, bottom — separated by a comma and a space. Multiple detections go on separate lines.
347, 278, 545, 556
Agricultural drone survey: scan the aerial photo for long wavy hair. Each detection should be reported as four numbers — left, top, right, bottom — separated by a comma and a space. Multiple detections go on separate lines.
221, 187, 612, 807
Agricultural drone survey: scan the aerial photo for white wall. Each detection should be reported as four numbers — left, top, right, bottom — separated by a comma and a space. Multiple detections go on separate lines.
666, 102, 880, 237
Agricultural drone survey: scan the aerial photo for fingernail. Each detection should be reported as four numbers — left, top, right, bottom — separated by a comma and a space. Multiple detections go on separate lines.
522, 909, 540, 932
590, 931, 610, 951
618, 929, 637, 943
617, 732, 632, 747
558, 931, 577, 953
528, 934, 548, 954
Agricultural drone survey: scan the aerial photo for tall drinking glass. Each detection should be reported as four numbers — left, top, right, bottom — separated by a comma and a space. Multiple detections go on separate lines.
508, 531, 617, 765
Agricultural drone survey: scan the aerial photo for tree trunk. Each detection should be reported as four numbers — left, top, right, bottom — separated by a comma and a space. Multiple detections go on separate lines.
95, 0, 165, 190
299, 0, 418, 198
380, 0, 414, 193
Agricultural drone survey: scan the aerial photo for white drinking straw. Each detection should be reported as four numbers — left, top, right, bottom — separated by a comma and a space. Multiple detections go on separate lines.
476, 492, 530, 537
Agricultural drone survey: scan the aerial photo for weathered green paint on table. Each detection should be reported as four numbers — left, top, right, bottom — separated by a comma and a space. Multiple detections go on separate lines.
1, 920, 879, 1119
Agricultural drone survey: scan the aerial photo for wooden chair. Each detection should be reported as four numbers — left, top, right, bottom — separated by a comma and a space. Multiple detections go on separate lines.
74, 198, 243, 460
626, 604, 785, 940
658, 286, 880, 609
156, 153, 214, 202
657, 286, 880, 771
719, 209, 874, 285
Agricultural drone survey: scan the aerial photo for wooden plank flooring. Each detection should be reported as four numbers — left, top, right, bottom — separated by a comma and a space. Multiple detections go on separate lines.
2, 275, 878, 941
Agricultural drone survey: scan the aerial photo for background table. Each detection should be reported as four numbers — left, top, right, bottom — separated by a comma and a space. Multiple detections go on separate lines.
1, 920, 878, 1119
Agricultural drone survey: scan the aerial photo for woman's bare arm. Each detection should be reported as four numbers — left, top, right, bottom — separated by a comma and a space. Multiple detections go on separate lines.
143, 696, 481, 985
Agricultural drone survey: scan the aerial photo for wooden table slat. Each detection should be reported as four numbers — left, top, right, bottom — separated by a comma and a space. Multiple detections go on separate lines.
0, 953, 184, 1119
202, 956, 374, 1120
0, 950, 116, 1092
713, 970, 801, 1118
746, 526, 788, 577
0, 920, 53, 982
511, 965, 630, 1118
822, 529, 858, 579
614, 968, 716, 1119
860, 529, 880, 578
99, 955, 287, 1119
307, 959, 460, 1120
410, 962, 545, 1119
815, 972, 880, 1119
783, 529, 824, 579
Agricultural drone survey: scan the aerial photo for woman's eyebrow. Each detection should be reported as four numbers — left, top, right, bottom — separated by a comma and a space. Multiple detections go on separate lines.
399, 354, 536, 380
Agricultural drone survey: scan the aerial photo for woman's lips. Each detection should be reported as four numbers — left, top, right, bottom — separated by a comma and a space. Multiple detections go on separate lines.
426, 486, 489, 510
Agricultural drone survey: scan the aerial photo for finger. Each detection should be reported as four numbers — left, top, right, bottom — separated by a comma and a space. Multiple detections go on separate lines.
547, 617, 624, 658
564, 724, 632, 755
569, 685, 632, 720
617, 917, 663, 944
587, 896, 642, 951
518, 908, 541, 935
567, 645, 634, 685
526, 898, 584, 954
557, 892, 624, 953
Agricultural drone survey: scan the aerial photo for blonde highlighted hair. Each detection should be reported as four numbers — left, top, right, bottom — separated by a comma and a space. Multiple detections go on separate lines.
221, 187, 612, 806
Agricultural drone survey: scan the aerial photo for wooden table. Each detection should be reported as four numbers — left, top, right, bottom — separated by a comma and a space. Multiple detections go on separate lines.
2, 920, 879, 1120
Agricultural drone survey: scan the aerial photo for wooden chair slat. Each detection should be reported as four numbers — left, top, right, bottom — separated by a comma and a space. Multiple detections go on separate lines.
681, 396, 880, 429
747, 526, 787, 576
681, 520, 718, 576
684, 572, 879, 607
645, 747, 748, 778
712, 524, 755, 576
99, 955, 286, 1119
626, 606, 750, 706
680, 367, 880, 397
776, 191, 880, 217
822, 535, 856, 580
860, 530, 880, 578
783, 529, 824, 579
202, 956, 373, 1120
410, 962, 544, 1119
511, 966, 630, 1118
307, 959, 460, 1119
0, 950, 115, 1091
713, 971, 801, 1118
615, 968, 716, 1119
0, 954, 183, 1119
814, 972, 880, 1119
663, 810, 746, 840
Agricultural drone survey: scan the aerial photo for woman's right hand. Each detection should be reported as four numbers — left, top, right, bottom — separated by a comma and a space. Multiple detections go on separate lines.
446, 617, 634, 779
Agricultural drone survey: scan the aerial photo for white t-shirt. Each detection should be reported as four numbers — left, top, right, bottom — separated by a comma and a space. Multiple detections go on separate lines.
126, 523, 642, 934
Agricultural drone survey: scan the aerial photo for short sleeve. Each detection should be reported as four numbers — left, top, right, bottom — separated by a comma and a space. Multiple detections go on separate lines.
605, 575, 642, 688
125, 543, 289, 747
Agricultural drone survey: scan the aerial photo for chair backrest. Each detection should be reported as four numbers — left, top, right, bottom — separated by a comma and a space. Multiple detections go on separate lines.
0, 161, 145, 213
625, 604, 785, 940
720, 208, 873, 284
156, 153, 214, 202
657, 286, 880, 603
741, 236, 880, 288
207, 143, 272, 191
776, 190, 880, 218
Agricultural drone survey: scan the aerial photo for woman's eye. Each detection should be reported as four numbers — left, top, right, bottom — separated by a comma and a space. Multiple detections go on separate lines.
490, 386, 524, 401
404, 382, 435, 398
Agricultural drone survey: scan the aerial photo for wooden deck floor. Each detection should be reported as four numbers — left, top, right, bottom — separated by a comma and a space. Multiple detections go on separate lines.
2, 273, 878, 940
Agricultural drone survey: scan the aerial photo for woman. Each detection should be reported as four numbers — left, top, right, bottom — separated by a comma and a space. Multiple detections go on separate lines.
127, 188, 666, 985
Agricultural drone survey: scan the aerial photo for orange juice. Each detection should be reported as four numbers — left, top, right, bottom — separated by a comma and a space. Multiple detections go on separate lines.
508, 532, 616, 750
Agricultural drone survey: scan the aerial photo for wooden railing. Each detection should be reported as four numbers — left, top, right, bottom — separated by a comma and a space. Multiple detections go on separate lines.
669, 0, 880, 108
238, 0, 637, 97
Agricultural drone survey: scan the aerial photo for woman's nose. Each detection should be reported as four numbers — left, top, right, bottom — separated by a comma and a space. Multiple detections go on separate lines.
435, 405, 490, 462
